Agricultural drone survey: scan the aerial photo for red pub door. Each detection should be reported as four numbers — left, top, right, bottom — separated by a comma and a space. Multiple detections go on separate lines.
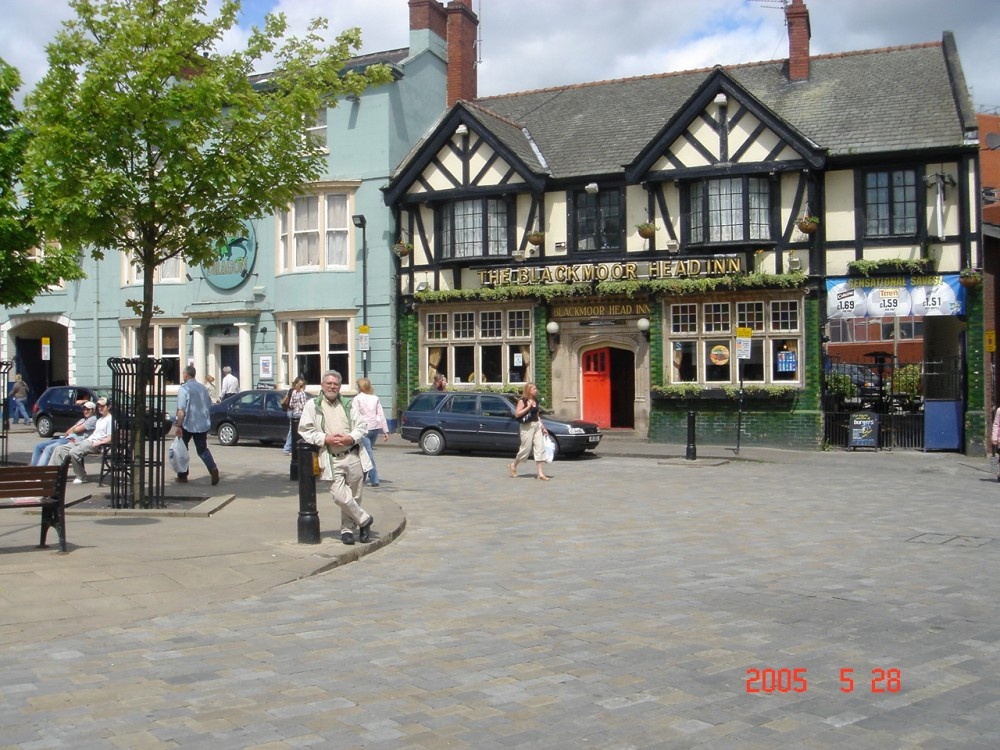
582, 347, 611, 428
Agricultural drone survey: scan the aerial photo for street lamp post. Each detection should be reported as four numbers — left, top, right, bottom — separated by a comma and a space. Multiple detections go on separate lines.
352, 214, 368, 378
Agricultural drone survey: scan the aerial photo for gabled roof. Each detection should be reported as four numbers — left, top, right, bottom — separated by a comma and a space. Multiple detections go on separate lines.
248, 48, 408, 88
395, 35, 972, 186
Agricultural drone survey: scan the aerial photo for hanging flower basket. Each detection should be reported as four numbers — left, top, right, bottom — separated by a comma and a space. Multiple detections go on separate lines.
636, 223, 656, 239
393, 242, 413, 258
796, 218, 819, 234
959, 270, 981, 288
526, 231, 545, 247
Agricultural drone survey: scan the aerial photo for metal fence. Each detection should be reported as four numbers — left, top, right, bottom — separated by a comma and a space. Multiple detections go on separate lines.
822, 356, 964, 450
107, 357, 169, 508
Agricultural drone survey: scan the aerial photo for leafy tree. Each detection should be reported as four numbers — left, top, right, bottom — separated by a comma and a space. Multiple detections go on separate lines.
0, 59, 84, 307
21, 0, 392, 505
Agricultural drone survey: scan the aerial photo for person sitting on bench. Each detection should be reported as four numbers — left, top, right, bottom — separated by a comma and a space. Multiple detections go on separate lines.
49, 397, 113, 484
31, 401, 98, 466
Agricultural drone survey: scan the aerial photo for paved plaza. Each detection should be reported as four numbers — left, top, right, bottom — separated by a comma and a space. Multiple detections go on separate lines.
1, 428, 1000, 749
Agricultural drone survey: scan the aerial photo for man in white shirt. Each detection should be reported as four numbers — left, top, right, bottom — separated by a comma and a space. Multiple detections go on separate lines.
49, 397, 114, 484
220, 366, 240, 399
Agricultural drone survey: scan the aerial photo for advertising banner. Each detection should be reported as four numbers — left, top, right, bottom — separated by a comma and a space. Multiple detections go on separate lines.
825, 274, 964, 320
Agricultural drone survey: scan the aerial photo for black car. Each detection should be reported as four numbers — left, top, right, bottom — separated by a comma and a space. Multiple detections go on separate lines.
827, 363, 880, 399
399, 391, 602, 458
210, 389, 288, 446
31, 385, 112, 437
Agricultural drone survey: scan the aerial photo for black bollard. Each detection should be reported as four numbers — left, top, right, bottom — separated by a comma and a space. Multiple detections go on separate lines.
685, 410, 697, 461
289, 417, 301, 481
297, 442, 321, 544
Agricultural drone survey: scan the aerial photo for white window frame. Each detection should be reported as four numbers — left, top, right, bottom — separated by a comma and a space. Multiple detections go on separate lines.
277, 313, 355, 389
667, 297, 801, 386
423, 306, 534, 386
278, 182, 360, 273
122, 322, 185, 392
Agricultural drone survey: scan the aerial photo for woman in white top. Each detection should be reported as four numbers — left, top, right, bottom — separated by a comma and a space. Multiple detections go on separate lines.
351, 378, 389, 487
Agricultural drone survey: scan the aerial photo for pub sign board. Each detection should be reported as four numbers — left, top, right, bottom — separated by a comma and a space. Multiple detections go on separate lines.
849, 411, 879, 450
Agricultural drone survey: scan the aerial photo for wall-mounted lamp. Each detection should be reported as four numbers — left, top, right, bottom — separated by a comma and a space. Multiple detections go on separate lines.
546, 320, 560, 352
252, 285, 266, 296
185, 272, 196, 282
512, 247, 536, 262
455, 123, 468, 136
415, 281, 429, 292
352, 214, 367, 229
664, 239, 680, 253
636, 317, 651, 341
714, 92, 728, 107
584, 182, 599, 194
259, 326, 268, 336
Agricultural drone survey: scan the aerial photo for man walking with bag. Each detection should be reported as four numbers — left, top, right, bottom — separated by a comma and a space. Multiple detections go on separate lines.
174, 365, 219, 485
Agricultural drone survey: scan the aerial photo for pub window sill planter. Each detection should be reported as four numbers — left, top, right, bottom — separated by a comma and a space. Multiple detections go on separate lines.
651, 386, 801, 402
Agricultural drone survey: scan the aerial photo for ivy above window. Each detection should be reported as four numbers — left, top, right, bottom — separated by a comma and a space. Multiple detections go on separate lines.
413, 272, 807, 305
846, 257, 934, 277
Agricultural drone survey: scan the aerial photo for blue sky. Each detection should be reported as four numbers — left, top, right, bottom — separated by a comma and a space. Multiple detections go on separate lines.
4, 0, 999, 111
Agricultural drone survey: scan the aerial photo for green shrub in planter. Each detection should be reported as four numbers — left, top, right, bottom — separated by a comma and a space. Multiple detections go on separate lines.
892, 364, 921, 397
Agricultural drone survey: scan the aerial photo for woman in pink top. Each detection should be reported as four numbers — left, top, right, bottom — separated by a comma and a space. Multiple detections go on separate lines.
351, 378, 390, 487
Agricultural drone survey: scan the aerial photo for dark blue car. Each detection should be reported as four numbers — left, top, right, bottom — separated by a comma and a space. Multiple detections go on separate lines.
399, 391, 602, 459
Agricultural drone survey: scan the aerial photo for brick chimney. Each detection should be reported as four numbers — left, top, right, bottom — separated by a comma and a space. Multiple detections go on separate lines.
446, 0, 478, 105
409, 0, 447, 41
786, 0, 811, 82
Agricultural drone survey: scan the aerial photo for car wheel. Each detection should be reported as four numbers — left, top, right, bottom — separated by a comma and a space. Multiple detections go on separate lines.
218, 422, 240, 446
419, 429, 446, 456
36, 415, 54, 438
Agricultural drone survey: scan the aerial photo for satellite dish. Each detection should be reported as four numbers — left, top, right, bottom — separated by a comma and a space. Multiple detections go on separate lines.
987, 132, 1000, 150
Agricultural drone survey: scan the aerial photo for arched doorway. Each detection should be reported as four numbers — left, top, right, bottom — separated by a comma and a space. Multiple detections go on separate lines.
581, 345, 635, 429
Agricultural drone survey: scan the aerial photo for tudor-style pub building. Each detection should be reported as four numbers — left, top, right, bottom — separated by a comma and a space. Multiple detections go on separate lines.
386, 0, 982, 452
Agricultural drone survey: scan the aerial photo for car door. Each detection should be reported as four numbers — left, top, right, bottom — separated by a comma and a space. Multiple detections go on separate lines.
477, 394, 520, 452
230, 392, 265, 440
262, 391, 288, 442
437, 393, 481, 449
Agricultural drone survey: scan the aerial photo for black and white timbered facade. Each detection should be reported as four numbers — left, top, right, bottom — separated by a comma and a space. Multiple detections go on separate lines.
385, 1, 983, 452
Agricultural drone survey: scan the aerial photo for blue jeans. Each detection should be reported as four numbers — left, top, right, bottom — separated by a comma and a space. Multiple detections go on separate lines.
360, 428, 382, 485
32, 437, 69, 466
10, 399, 30, 424
179, 430, 217, 475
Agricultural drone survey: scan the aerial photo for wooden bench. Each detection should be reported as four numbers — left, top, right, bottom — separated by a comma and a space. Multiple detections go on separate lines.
0, 461, 71, 553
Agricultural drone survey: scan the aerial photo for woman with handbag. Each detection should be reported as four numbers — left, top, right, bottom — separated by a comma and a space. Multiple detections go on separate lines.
283, 377, 309, 454
508, 382, 550, 481
351, 378, 390, 487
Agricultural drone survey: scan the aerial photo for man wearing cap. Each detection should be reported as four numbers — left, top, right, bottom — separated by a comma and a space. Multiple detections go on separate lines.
174, 365, 220, 485
49, 397, 114, 483
30, 401, 97, 466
